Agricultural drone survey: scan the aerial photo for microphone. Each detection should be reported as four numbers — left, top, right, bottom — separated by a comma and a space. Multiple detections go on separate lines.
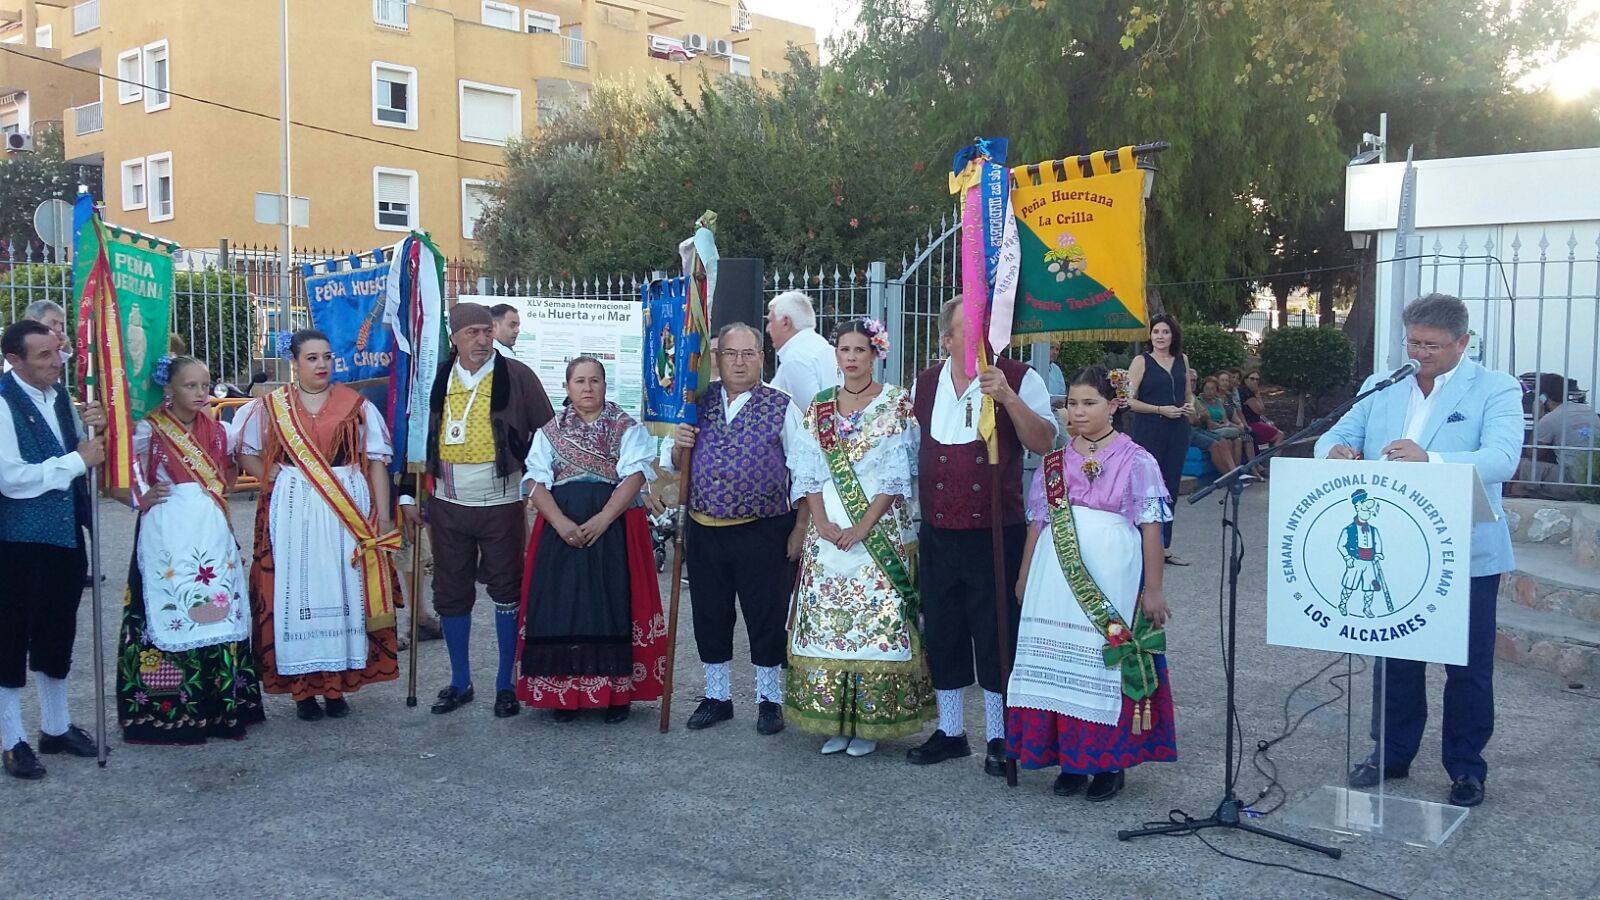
1374, 359, 1419, 390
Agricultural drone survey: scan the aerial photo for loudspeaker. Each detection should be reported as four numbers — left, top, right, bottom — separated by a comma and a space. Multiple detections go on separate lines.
710, 258, 765, 334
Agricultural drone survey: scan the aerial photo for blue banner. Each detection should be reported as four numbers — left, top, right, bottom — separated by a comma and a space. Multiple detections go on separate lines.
306, 260, 395, 383
641, 276, 703, 429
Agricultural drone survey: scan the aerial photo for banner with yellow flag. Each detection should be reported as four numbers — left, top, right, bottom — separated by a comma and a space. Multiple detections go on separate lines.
1009, 146, 1149, 342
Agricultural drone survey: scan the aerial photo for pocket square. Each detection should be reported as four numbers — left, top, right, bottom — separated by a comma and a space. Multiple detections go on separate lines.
1446, 411, 1467, 423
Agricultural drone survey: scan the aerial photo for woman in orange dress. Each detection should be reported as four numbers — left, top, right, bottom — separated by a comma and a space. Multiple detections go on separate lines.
238, 329, 400, 721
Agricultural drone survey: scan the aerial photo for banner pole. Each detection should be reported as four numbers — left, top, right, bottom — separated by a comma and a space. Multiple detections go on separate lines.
658, 447, 692, 733
84, 293, 110, 767
404, 474, 426, 708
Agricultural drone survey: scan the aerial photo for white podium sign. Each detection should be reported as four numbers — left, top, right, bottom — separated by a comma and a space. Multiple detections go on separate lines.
1266, 458, 1478, 666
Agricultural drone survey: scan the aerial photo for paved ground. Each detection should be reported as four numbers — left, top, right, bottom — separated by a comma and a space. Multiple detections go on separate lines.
3, 488, 1599, 899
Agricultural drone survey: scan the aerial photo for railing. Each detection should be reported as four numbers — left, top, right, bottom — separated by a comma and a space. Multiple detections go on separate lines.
72, 100, 102, 135
561, 34, 587, 68
72, 0, 100, 35
373, 0, 408, 30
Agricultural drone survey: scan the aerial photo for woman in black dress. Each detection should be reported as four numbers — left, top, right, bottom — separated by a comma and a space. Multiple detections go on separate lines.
1126, 315, 1193, 564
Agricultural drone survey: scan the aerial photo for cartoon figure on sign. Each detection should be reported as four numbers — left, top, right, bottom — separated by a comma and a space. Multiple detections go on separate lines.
1337, 490, 1392, 618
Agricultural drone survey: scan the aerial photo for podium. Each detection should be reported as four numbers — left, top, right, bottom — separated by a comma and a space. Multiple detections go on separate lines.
1266, 457, 1496, 848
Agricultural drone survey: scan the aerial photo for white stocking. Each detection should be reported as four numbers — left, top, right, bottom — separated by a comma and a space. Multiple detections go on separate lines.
936, 688, 965, 737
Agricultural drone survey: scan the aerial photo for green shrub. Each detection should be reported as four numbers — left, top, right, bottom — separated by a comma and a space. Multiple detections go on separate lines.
1182, 322, 1249, 381
0, 263, 71, 330
173, 269, 255, 383
1054, 340, 1107, 376
1258, 325, 1354, 424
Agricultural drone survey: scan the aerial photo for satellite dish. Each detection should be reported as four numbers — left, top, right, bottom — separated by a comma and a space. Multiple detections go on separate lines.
32, 198, 75, 261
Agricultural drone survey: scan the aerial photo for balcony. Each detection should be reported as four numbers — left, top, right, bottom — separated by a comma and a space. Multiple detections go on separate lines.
72, 100, 102, 135
373, 0, 408, 31
561, 34, 588, 68
72, 0, 100, 35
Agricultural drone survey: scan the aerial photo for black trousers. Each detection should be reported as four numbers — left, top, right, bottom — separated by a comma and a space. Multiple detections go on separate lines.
685, 513, 795, 668
919, 524, 1025, 693
0, 537, 88, 688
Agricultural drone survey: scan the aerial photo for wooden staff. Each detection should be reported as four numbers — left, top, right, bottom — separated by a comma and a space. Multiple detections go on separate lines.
980, 345, 1019, 787
82, 310, 110, 767
658, 444, 693, 732
404, 472, 427, 708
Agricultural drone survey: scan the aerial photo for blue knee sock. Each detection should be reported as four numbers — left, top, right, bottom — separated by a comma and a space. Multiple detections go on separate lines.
494, 605, 519, 692
442, 615, 472, 692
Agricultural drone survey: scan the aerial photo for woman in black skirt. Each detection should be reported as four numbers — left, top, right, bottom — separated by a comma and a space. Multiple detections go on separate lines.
516, 356, 667, 722
1126, 314, 1194, 565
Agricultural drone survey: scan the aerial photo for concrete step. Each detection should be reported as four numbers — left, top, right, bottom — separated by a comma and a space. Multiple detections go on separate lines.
1503, 497, 1600, 572
1496, 602, 1600, 681
1502, 541, 1600, 624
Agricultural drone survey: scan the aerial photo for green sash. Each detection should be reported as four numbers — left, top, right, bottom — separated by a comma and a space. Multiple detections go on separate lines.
1042, 448, 1164, 729
812, 389, 919, 619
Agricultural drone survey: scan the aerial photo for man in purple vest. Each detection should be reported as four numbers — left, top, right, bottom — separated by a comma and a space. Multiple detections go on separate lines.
908, 298, 1057, 776
0, 320, 107, 780
664, 323, 806, 736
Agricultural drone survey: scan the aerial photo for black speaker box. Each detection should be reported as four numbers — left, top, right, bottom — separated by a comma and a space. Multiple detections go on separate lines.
710, 258, 766, 334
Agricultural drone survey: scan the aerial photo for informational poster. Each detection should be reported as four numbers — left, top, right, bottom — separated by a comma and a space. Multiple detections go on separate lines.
1266, 458, 1475, 665
459, 295, 643, 414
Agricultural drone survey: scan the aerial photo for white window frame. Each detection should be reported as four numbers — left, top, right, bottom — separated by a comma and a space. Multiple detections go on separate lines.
460, 178, 495, 240
371, 61, 417, 130
457, 80, 521, 146
373, 0, 409, 29
116, 48, 142, 104
373, 166, 419, 232
142, 39, 170, 112
729, 53, 751, 77
146, 152, 173, 222
481, 1, 518, 30
120, 158, 146, 211
524, 9, 559, 33
35, 25, 53, 48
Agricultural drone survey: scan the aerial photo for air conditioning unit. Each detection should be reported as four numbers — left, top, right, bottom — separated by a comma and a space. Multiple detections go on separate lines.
709, 38, 733, 57
4, 132, 34, 153
647, 34, 692, 61
683, 32, 708, 53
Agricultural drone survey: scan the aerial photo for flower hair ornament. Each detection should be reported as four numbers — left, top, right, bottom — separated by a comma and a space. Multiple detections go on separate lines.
275, 332, 294, 361
152, 355, 174, 387
858, 316, 891, 360
1109, 368, 1132, 405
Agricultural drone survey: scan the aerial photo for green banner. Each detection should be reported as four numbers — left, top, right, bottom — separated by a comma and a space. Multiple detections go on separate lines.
74, 229, 173, 419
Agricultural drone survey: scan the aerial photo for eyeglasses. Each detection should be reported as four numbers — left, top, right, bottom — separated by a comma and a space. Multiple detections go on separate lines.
1405, 340, 1453, 354
717, 349, 760, 361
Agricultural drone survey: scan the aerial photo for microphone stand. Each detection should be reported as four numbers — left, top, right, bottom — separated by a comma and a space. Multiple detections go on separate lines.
1117, 373, 1412, 856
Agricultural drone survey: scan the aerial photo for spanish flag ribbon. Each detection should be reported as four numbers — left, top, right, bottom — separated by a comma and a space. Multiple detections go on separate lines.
73, 200, 139, 493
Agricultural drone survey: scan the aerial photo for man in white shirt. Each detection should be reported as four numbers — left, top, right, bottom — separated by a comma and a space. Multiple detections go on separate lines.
766, 290, 840, 410
0, 320, 108, 779
906, 298, 1057, 777
491, 303, 521, 359
1, 299, 72, 375
1317, 293, 1522, 808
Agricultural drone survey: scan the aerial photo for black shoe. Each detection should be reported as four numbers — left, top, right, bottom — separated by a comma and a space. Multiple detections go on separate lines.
323, 696, 350, 719
1053, 772, 1088, 797
1447, 776, 1485, 807
3, 742, 46, 780
686, 697, 734, 731
604, 705, 631, 724
38, 724, 98, 758
552, 708, 579, 722
296, 698, 324, 721
756, 700, 785, 735
983, 738, 1008, 776
494, 689, 520, 718
431, 685, 474, 715
906, 729, 972, 766
1085, 770, 1125, 802
416, 617, 444, 642
1347, 761, 1410, 789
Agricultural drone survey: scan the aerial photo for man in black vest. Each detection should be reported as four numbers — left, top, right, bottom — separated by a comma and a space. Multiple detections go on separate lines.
0, 320, 106, 780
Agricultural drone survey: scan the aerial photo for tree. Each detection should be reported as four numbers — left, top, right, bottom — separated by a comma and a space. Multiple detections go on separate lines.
0, 126, 101, 255
1258, 325, 1354, 424
173, 269, 254, 383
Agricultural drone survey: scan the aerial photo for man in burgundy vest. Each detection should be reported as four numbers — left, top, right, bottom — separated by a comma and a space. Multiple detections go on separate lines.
908, 298, 1057, 776
664, 323, 807, 736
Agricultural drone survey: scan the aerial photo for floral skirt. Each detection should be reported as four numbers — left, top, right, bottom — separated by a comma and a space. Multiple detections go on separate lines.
784, 660, 935, 740
118, 558, 265, 744
1007, 656, 1177, 774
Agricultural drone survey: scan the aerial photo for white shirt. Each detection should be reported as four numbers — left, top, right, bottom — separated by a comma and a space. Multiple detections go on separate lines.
913, 359, 1058, 446
454, 357, 494, 391
522, 420, 658, 491
0, 374, 88, 499
771, 328, 840, 411
494, 340, 516, 359
657, 384, 806, 472
1402, 364, 1456, 463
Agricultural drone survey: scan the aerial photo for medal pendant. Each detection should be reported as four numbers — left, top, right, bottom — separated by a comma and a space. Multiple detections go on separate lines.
444, 420, 467, 445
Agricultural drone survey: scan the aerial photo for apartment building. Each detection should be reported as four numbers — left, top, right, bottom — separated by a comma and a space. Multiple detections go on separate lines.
2, 0, 814, 258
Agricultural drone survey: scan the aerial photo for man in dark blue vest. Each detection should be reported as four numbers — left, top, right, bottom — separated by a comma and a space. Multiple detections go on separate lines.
0, 320, 106, 780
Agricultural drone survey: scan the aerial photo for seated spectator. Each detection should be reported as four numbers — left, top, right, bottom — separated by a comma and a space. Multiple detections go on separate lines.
1239, 370, 1285, 448
1518, 373, 1599, 498
1192, 375, 1244, 473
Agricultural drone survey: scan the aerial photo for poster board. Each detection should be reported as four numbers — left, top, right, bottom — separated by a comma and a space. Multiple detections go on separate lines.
459, 294, 643, 414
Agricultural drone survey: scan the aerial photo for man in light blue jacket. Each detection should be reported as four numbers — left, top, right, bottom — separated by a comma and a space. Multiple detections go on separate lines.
1314, 293, 1522, 808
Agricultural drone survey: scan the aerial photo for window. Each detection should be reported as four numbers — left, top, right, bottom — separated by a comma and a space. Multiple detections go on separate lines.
373, 0, 409, 29
120, 158, 146, 210
374, 167, 418, 231
146, 153, 173, 222
481, 1, 518, 30
461, 179, 494, 239
143, 40, 170, 111
73, 0, 101, 36
116, 49, 142, 103
730, 54, 751, 78
35, 25, 52, 48
458, 80, 520, 145
372, 62, 417, 129
0, 109, 18, 135
524, 9, 559, 34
